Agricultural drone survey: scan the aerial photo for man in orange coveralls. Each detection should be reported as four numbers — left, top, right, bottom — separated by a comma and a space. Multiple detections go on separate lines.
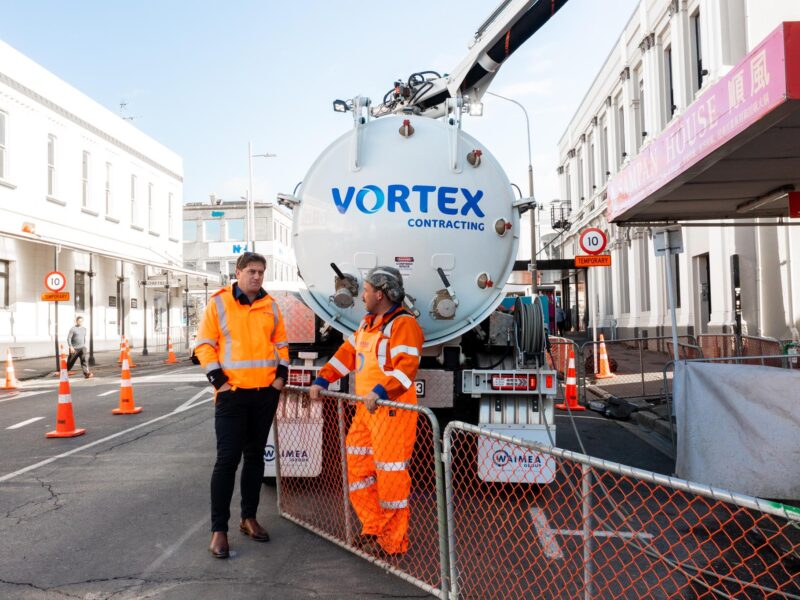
310, 266, 424, 555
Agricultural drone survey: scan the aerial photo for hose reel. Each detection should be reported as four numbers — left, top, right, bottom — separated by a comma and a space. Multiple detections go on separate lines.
514, 296, 547, 366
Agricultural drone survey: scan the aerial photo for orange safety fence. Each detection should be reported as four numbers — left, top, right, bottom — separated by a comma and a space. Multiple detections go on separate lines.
443, 422, 800, 600
275, 386, 449, 599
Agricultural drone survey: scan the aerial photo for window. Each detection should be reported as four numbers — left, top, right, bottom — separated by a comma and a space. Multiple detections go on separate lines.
576, 150, 584, 203
168, 192, 174, 237
665, 45, 676, 119
130, 174, 137, 225
105, 162, 112, 214
148, 183, 154, 231
227, 219, 245, 241
618, 244, 630, 313
600, 119, 609, 183
564, 165, 571, 202
616, 95, 626, 162
74, 270, 86, 312
604, 262, 614, 315
204, 220, 221, 242
691, 11, 704, 93
183, 220, 197, 242
81, 151, 90, 208
639, 236, 651, 312
47, 134, 56, 196
205, 261, 220, 274
638, 76, 646, 150
587, 135, 595, 193
0, 111, 7, 180
0, 260, 8, 308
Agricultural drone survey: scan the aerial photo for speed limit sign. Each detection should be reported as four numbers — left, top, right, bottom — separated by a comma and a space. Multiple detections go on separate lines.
579, 228, 608, 255
44, 271, 67, 292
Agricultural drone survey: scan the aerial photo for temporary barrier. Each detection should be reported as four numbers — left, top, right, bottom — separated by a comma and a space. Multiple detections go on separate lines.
113, 352, 142, 414
594, 334, 614, 379
276, 385, 449, 599
443, 421, 800, 599
117, 336, 126, 364
124, 338, 137, 368
1, 348, 20, 390
555, 349, 584, 412
548, 337, 584, 403
46, 347, 86, 438
165, 337, 178, 364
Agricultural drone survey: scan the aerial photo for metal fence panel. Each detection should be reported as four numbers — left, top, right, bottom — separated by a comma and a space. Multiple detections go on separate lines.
444, 422, 800, 600
275, 386, 448, 599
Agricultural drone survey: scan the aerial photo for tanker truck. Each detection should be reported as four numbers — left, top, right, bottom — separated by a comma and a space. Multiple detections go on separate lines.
267, 0, 568, 483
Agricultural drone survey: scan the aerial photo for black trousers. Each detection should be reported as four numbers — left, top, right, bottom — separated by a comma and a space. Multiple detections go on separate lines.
210, 386, 280, 532
67, 348, 89, 375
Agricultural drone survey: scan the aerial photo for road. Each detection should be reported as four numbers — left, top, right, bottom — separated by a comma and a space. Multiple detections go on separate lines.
0, 364, 425, 599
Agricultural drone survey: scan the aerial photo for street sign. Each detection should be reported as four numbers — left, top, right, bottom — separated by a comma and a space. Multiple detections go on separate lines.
41, 292, 70, 302
578, 228, 607, 255
44, 271, 67, 292
575, 255, 612, 267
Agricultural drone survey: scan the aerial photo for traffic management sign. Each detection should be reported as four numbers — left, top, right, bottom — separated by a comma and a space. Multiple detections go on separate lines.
44, 271, 67, 292
575, 255, 612, 267
578, 228, 607, 255
42, 292, 70, 302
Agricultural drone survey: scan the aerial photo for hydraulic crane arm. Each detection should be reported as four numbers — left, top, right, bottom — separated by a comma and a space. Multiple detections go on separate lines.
368, 0, 569, 119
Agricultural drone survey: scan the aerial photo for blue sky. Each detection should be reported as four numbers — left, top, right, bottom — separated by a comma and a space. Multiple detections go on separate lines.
1, 0, 638, 213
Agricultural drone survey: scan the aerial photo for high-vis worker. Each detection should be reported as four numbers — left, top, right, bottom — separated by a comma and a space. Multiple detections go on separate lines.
195, 252, 289, 559
310, 266, 424, 555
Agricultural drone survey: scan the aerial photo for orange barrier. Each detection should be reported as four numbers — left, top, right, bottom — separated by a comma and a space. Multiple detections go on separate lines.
595, 333, 614, 379
165, 337, 178, 364
1, 348, 20, 390
46, 347, 86, 438
117, 336, 126, 364
556, 349, 584, 411
113, 352, 142, 414
124, 338, 137, 368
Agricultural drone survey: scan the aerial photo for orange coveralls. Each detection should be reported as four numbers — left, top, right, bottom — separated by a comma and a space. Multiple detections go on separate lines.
315, 305, 424, 554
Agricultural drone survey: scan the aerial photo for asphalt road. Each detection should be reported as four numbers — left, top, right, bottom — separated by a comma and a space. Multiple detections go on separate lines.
0, 364, 426, 599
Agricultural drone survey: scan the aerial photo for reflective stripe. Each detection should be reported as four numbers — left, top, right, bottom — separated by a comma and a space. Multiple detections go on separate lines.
377, 339, 388, 365
348, 476, 376, 492
347, 334, 356, 347
380, 499, 409, 510
390, 345, 419, 359
279, 360, 290, 368
388, 369, 413, 389
204, 361, 222, 373
330, 356, 350, 376
214, 295, 233, 365
120, 380, 132, 388
195, 338, 218, 349
222, 359, 278, 369
383, 314, 413, 337
346, 446, 373, 455
58, 394, 72, 404
275, 342, 289, 349
375, 460, 409, 471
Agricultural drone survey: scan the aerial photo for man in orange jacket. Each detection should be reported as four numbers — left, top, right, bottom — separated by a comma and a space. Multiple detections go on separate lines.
310, 266, 423, 555
195, 252, 289, 559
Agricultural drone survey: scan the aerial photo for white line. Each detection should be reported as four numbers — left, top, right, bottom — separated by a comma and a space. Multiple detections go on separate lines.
6, 417, 45, 430
0, 389, 212, 483
97, 390, 117, 397
0, 390, 49, 403
139, 515, 208, 578
529, 508, 564, 559
173, 388, 212, 413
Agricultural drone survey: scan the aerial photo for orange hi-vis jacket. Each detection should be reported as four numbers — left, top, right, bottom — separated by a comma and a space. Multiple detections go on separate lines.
315, 304, 423, 401
195, 285, 289, 390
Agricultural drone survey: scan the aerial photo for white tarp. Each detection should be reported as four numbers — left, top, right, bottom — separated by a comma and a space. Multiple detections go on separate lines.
674, 361, 800, 499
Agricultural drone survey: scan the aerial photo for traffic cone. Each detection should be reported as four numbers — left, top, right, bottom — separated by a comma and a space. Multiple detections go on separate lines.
165, 337, 178, 364
595, 334, 614, 379
118, 336, 126, 364
46, 347, 87, 438
556, 348, 585, 411
113, 353, 142, 414
1, 349, 20, 390
124, 338, 137, 368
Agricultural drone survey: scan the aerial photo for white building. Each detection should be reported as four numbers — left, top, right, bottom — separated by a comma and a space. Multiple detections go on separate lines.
0, 40, 213, 360
554, 0, 800, 342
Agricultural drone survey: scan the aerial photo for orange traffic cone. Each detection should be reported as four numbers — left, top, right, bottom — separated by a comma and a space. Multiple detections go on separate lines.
165, 337, 178, 364
118, 336, 126, 364
113, 353, 142, 414
46, 347, 87, 438
124, 338, 137, 368
556, 348, 585, 411
1, 349, 20, 390
595, 334, 614, 379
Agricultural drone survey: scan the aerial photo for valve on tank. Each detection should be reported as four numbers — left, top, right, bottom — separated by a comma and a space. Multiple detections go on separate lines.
467, 149, 482, 167
399, 119, 415, 137
431, 267, 459, 320
329, 263, 359, 309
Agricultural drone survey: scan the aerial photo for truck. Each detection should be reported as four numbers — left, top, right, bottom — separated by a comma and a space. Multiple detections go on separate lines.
266, 0, 570, 483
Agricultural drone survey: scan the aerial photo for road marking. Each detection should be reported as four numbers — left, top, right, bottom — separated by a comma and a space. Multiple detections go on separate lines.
173, 388, 213, 413
97, 390, 117, 397
528, 508, 653, 559
0, 390, 48, 403
0, 388, 213, 483
6, 417, 45, 430
140, 515, 209, 577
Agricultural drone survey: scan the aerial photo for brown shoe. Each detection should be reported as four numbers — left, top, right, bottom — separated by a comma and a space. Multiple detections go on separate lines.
85, 373, 94, 379
239, 518, 270, 542
209, 531, 229, 558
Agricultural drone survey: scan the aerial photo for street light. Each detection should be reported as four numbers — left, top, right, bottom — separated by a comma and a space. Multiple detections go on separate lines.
247, 142, 277, 252
487, 91, 537, 293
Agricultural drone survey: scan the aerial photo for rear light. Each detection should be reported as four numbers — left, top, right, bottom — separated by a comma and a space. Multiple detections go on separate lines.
490, 373, 538, 391
545, 375, 554, 389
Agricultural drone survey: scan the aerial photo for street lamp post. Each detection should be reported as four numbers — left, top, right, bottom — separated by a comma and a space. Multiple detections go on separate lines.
247, 142, 277, 252
487, 91, 537, 294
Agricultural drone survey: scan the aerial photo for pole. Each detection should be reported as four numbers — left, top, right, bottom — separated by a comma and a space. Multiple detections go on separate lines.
165, 278, 171, 353
663, 231, 681, 363
184, 276, 190, 350
88, 253, 95, 366
247, 141, 255, 252
141, 270, 149, 356
591, 267, 598, 374
53, 246, 60, 373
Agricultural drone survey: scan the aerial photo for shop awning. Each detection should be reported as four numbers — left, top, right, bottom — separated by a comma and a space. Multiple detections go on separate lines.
607, 22, 800, 223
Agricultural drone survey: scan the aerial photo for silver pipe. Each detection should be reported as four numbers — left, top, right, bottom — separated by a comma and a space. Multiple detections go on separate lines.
442, 423, 460, 600
336, 396, 354, 545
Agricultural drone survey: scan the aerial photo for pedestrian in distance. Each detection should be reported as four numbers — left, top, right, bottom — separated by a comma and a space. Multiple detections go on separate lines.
66, 316, 93, 378
195, 252, 289, 559
556, 305, 566, 336
310, 266, 424, 556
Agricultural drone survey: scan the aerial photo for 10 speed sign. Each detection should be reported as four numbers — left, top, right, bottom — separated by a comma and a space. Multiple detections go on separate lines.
44, 271, 67, 292
579, 228, 608, 255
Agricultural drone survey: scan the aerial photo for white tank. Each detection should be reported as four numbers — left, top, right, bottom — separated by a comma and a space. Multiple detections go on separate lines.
293, 115, 520, 347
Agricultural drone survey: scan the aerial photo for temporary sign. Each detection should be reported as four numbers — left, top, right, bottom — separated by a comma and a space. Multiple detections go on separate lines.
41, 292, 70, 302
44, 271, 67, 292
575, 255, 612, 267
578, 228, 607, 255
